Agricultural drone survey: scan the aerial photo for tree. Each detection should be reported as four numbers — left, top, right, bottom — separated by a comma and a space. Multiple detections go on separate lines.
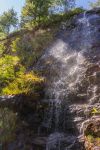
0, 8, 18, 34
63, 0, 75, 12
22, 0, 52, 24
21, 0, 75, 26
52, 0, 75, 12
90, 0, 100, 8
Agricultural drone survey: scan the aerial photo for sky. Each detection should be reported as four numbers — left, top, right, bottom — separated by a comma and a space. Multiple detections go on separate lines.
76, 0, 96, 8
0, 0, 97, 17
0, 0, 25, 17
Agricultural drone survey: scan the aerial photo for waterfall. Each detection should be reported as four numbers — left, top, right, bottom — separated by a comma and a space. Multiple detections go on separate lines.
35, 10, 100, 150
43, 41, 86, 149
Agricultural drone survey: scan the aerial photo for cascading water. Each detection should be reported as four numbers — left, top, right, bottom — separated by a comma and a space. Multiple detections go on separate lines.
44, 42, 86, 150
35, 10, 100, 150
44, 41, 85, 127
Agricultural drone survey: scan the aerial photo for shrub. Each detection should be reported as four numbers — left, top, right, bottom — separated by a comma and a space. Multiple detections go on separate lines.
11, 30, 54, 68
0, 32, 6, 40
0, 37, 45, 96
0, 55, 21, 88
2, 72, 44, 95
0, 42, 5, 56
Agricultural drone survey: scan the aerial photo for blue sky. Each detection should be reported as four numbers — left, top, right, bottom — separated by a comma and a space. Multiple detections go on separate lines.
0, 0, 25, 17
0, 0, 97, 17
76, 0, 96, 8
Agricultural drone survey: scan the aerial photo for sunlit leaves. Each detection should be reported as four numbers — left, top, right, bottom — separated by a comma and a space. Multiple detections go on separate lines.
0, 55, 19, 81
21, 0, 55, 26
2, 72, 44, 95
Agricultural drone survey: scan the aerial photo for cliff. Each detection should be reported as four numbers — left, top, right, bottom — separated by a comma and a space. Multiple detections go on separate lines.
0, 8, 100, 150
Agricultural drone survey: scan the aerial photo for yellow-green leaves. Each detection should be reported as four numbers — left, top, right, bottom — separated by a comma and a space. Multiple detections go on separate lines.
91, 108, 100, 115
0, 42, 5, 55
0, 53, 44, 96
2, 72, 44, 95
0, 55, 19, 83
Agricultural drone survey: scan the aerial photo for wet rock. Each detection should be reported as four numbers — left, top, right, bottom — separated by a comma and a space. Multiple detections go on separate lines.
85, 64, 100, 76
86, 7, 100, 15
33, 137, 47, 145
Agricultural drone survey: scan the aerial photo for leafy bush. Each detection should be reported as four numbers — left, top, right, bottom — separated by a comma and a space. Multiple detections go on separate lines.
0, 29, 49, 96
11, 30, 54, 68
2, 72, 44, 95
0, 52, 44, 95
0, 42, 5, 55
0, 55, 21, 88
0, 32, 6, 40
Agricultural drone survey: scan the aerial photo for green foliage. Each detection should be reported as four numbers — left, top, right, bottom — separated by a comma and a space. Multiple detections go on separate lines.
52, 0, 75, 12
0, 35, 46, 95
90, 0, 100, 8
0, 42, 5, 55
21, 0, 76, 28
11, 30, 54, 68
0, 108, 17, 143
0, 32, 6, 40
43, 8, 84, 27
0, 27, 55, 96
11, 37, 35, 67
2, 72, 44, 95
0, 7, 83, 96
21, 0, 52, 26
0, 8, 18, 34
0, 52, 44, 95
0, 55, 20, 86
87, 135, 94, 143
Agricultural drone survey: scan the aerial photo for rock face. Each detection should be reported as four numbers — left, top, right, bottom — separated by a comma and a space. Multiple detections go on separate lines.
0, 9, 100, 150
34, 9, 100, 150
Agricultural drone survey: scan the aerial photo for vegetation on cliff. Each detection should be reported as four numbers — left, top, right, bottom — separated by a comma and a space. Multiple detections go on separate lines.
0, 0, 86, 148
0, 1, 83, 96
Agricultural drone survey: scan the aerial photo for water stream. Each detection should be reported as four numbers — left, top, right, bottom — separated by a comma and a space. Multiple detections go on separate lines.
36, 11, 100, 150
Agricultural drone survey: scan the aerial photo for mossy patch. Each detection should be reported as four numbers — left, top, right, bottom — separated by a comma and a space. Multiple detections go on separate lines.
84, 120, 100, 149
